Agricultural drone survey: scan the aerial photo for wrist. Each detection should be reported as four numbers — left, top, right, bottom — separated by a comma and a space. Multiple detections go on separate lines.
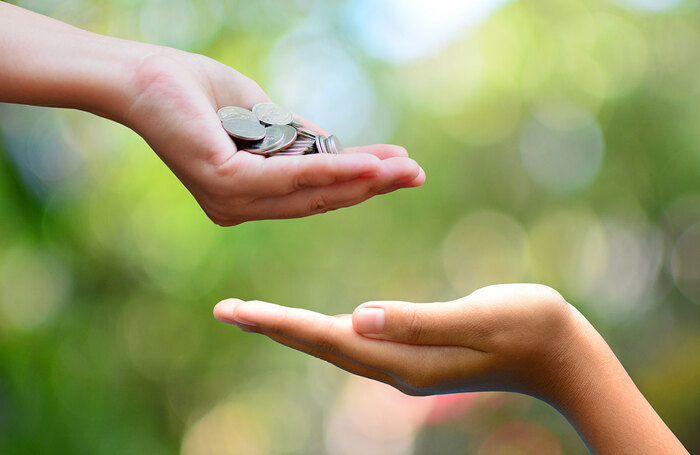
535, 307, 619, 410
63, 32, 166, 125
532, 306, 687, 454
0, 2, 166, 125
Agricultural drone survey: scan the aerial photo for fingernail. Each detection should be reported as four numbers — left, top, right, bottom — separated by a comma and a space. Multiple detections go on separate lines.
355, 308, 385, 334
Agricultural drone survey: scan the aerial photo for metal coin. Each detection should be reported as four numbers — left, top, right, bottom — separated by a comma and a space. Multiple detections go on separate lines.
217, 106, 257, 122
252, 102, 294, 126
222, 118, 266, 141
241, 125, 286, 154
290, 141, 315, 149
327, 135, 343, 154
317, 135, 332, 154
283, 147, 312, 153
265, 125, 297, 154
285, 141, 312, 147
295, 128, 318, 139
315, 135, 325, 154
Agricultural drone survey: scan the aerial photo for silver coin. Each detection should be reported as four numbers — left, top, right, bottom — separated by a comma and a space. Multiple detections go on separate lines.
327, 135, 343, 154
283, 147, 312, 154
265, 125, 297, 154
241, 125, 286, 154
316, 135, 330, 154
288, 142, 314, 150
285, 141, 312, 148
314, 136, 325, 153
222, 118, 266, 141
217, 106, 257, 122
252, 102, 294, 125
295, 127, 317, 138
291, 120, 304, 128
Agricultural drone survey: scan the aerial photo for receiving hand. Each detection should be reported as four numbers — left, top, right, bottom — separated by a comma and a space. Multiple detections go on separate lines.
212, 284, 692, 455
212, 284, 579, 398
122, 50, 424, 226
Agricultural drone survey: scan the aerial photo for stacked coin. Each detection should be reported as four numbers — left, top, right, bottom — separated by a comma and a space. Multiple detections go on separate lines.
217, 103, 343, 156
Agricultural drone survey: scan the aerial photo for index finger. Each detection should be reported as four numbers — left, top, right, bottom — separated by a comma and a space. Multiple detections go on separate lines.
213, 299, 420, 375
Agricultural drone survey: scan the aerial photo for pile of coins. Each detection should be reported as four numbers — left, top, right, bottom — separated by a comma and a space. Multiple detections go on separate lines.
217, 103, 343, 156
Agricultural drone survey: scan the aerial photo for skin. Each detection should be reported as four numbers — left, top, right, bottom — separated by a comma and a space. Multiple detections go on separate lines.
213, 284, 690, 455
0, 3, 425, 225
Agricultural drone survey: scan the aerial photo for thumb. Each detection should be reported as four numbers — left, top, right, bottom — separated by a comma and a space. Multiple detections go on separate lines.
352, 300, 472, 346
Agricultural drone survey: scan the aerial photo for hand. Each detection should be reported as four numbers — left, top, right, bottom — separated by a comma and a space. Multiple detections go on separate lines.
213, 284, 689, 454
121, 50, 425, 226
0, 1, 424, 226
212, 284, 577, 397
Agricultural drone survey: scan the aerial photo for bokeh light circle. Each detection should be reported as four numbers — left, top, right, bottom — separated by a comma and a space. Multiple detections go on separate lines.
325, 377, 433, 455
442, 211, 529, 294
347, 0, 514, 64
181, 401, 266, 455
529, 208, 664, 319
267, 27, 392, 146
0, 245, 72, 331
519, 102, 604, 195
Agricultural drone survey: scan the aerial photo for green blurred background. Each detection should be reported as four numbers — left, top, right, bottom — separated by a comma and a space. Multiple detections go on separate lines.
1, 0, 699, 453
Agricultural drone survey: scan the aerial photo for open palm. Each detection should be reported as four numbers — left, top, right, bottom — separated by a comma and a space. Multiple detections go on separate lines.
123, 51, 425, 226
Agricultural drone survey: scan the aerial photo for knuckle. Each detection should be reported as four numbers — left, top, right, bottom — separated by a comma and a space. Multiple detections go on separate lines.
403, 308, 424, 344
530, 285, 570, 322
261, 304, 288, 335
313, 319, 338, 354
308, 195, 329, 214
291, 175, 310, 191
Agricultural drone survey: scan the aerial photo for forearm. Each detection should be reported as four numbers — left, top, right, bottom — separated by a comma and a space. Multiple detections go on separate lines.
547, 309, 688, 454
0, 2, 156, 122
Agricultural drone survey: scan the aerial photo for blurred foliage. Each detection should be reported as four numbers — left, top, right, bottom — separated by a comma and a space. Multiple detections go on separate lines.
1, 0, 700, 454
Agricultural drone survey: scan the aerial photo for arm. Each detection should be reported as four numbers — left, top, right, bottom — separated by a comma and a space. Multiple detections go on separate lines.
0, 2, 425, 225
213, 284, 688, 454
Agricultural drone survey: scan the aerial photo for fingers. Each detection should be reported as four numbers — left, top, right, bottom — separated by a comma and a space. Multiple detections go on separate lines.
244, 156, 422, 219
226, 152, 383, 197
403, 166, 426, 187
352, 298, 492, 348
376, 166, 426, 194
213, 299, 426, 376
245, 324, 409, 393
214, 299, 493, 395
